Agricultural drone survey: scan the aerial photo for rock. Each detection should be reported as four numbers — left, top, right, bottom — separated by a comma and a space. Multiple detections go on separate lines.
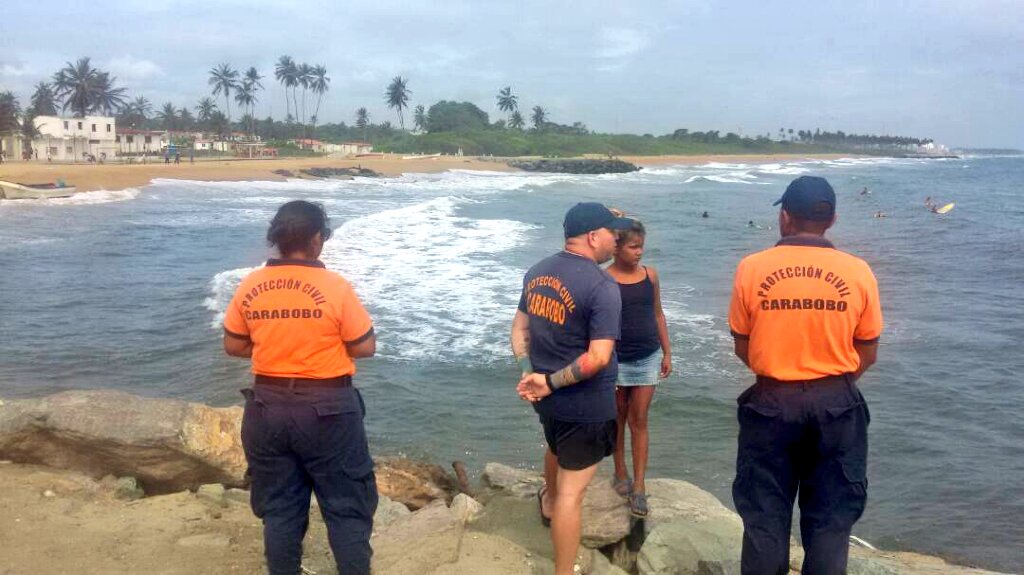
0, 390, 245, 494
636, 516, 743, 575
847, 556, 899, 575
175, 533, 232, 548
580, 477, 632, 548
507, 158, 641, 174
480, 462, 543, 499
449, 493, 484, 523
643, 478, 743, 534
196, 483, 226, 506
581, 547, 630, 575
429, 532, 550, 575
300, 167, 381, 179
478, 464, 629, 548
114, 476, 145, 500
373, 495, 412, 533
371, 499, 465, 574
271, 169, 294, 177
224, 487, 250, 506
375, 456, 459, 510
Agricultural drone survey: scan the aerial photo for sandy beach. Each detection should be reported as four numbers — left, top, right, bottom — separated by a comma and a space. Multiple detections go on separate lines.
0, 153, 857, 193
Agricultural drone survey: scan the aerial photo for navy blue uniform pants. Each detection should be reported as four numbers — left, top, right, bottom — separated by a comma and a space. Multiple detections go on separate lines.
732, 375, 869, 575
241, 384, 378, 575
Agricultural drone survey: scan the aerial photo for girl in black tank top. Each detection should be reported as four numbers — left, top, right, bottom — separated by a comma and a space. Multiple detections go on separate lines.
605, 214, 672, 518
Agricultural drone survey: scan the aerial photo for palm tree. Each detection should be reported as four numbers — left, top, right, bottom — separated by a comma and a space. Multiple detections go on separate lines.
509, 110, 525, 130
93, 72, 127, 115
413, 104, 427, 132
355, 107, 369, 141
178, 107, 194, 130
496, 86, 518, 122
208, 63, 239, 120
531, 106, 547, 130
158, 102, 177, 131
195, 97, 217, 127
120, 95, 152, 127
52, 57, 126, 117
234, 90, 254, 136
30, 82, 58, 115
241, 67, 263, 135
310, 65, 329, 134
296, 63, 313, 128
274, 56, 296, 122
0, 92, 21, 155
385, 76, 411, 130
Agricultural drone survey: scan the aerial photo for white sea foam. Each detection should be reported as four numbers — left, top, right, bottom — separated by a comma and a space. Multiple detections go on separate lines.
684, 172, 768, 185
321, 195, 536, 363
205, 194, 537, 364
205, 266, 259, 328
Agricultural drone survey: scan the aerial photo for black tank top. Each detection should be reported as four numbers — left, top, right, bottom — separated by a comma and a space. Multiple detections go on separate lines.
616, 267, 661, 363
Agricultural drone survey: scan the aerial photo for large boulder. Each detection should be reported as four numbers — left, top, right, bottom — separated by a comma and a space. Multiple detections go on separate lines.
0, 390, 245, 494
374, 456, 460, 510
631, 479, 745, 574
636, 517, 743, 575
479, 463, 630, 548
0, 391, 460, 506
643, 478, 742, 534
481, 462, 543, 499
371, 499, 466, 574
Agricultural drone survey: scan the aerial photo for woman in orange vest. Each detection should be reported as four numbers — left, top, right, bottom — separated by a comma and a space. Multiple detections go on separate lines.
223, 200, 377, 575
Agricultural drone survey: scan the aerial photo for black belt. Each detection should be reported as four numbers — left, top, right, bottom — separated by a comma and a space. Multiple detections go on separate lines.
756, 374, 850, 386
254, 374, 352, 388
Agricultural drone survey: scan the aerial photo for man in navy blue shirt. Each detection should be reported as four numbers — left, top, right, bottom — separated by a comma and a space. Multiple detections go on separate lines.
511, 202, 633, 575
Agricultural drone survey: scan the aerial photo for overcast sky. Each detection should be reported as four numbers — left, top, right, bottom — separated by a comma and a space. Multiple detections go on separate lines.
1, 0, 1021, 148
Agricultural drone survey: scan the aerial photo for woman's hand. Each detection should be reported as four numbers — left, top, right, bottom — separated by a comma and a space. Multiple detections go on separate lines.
660, 354, 673, 379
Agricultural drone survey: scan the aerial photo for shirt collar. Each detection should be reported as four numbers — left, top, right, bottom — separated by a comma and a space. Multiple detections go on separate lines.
775, 235, 835, 249
266, 258, 326, 268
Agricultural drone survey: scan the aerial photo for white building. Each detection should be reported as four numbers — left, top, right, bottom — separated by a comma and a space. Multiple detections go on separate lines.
33, 115, 119, 161
115, 128, 169, 155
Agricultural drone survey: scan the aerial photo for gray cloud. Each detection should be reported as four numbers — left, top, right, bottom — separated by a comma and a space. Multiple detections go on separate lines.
1, 0, 1020, 147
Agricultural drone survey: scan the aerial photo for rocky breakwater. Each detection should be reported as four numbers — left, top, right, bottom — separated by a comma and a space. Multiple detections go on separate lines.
0, 390, 458, 507
508, 158, 641, 174
0, 391, 1009, 574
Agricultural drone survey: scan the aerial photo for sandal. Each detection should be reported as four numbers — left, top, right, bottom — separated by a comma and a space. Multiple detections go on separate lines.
537, 485, 552, 527
612, 476, 633, 498
629, 491, 649, 518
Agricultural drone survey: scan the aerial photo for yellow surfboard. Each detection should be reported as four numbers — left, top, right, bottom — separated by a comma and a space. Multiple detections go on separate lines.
936, 202, 955, 214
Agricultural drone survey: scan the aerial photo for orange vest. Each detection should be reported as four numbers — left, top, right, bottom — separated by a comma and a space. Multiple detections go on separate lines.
224, 259, 373, 379
728, 236, 882, 380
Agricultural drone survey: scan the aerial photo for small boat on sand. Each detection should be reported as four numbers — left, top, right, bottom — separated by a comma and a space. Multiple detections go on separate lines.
0, 180, 76, 200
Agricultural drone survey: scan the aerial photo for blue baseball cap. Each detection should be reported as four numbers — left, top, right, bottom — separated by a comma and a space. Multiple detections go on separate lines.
563, 202, 634, 238
773, 176, 836, 221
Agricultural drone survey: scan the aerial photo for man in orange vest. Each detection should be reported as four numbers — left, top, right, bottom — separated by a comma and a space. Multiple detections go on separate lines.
728, 176, 882, 574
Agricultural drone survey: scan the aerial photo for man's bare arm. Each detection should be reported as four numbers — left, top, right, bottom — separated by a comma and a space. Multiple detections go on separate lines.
549, 339, 616, 388
733, 338, 750, 368
511, 310, 533, 374
223, 331, 253, 358
852, 341, 878, 381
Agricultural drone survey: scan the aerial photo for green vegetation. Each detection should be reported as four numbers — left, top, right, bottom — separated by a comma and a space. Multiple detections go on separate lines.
3, 56, 941, 159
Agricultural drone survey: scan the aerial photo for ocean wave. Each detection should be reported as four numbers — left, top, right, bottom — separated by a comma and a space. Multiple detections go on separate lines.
684, 172, 769, 185
322, 195, 536, 363
204, 266, 259, 328
205, 195, 537, 364
0, 187, 141, 207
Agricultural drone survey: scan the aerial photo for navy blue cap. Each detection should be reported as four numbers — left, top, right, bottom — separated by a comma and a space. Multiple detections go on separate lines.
563, 202, 634, 238
773, 176, 836, 221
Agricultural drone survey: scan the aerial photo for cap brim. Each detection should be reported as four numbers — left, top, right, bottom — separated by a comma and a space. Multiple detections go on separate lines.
606, 216, 635, 230
772, 197, 784, 206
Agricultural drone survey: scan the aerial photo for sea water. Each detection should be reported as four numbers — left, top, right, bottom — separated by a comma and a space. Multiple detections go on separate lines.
1, 156, 1021, 570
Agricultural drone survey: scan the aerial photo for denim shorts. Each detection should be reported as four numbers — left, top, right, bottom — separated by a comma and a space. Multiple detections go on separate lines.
617, 352, 661, 387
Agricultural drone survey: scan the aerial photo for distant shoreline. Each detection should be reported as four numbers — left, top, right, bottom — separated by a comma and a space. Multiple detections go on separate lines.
0, 153, 861, 194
